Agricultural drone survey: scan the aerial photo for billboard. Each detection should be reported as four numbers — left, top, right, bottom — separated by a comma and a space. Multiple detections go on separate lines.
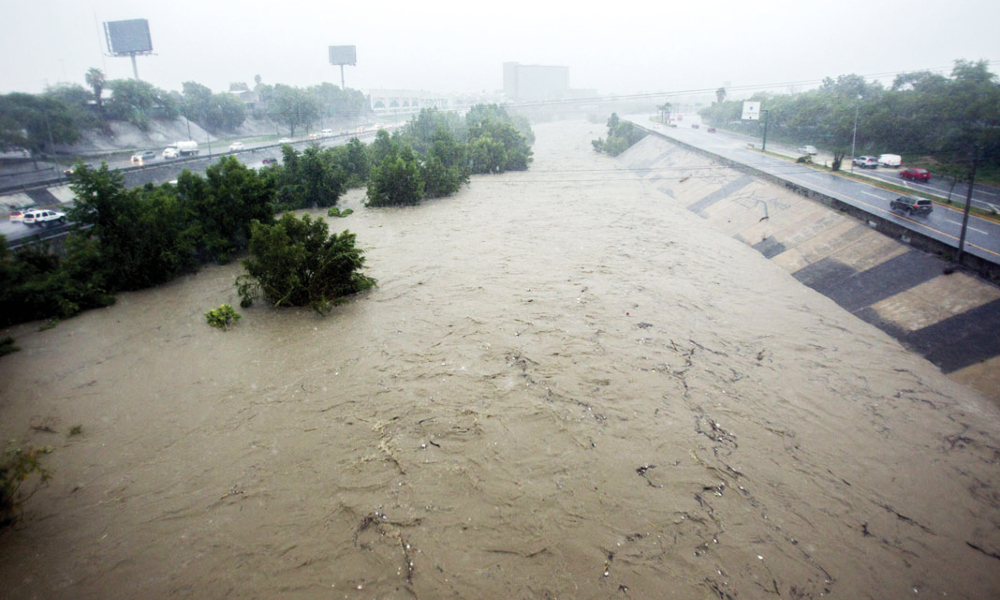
741, 101, 761, 120
104, 19, 153, 55
329, 46, 357, 66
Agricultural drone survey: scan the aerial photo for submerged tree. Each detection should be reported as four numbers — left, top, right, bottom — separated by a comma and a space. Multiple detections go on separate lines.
236, 213, 375, 314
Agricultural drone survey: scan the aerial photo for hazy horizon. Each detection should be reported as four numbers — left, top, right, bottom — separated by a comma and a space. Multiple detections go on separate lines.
3, 0, 999, 99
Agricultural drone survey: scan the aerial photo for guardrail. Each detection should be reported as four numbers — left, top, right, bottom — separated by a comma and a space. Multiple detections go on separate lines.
0, 129, 378, 196
634, 123, 1000, 281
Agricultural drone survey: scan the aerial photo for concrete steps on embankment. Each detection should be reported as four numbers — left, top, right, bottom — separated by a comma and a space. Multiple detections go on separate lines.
619, 135, 1000, 405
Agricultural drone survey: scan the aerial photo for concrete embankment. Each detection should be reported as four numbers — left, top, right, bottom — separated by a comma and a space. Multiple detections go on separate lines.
619, 135, 1000, 404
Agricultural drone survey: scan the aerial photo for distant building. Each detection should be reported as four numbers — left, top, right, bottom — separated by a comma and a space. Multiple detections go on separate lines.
368, 89, 449, 112
503, 62, 569, 102
228, 82, 258, 110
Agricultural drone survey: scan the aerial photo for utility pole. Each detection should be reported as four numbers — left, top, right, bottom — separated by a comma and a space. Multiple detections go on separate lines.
956, 148, 980, 266
850, 99, 859, 173
43, 110, 60, 182
761, 109, 770, 152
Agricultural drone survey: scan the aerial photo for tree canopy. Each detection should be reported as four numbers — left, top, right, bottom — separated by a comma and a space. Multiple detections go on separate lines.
236, 213, 375, 313
699, 60, 1000, 172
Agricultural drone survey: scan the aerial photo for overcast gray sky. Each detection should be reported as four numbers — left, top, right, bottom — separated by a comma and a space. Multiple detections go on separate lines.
3, 0, 999, 98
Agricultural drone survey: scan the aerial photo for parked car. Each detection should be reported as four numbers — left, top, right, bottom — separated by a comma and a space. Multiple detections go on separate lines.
228, 142, 245, 152
130, 150, 156, 165
22, 209, 67, 227
262, 157, 277, 165
853, 156, 879, 169
691, 124, 699, 129
890, 196, 933, 217
707, 127, 717, 133
878, 154, 902, 168
8, 209, 26, 222
899, 167, 931, 182
798, 145, 818, 155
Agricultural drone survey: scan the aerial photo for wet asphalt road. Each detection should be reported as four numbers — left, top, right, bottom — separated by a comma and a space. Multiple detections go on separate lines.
626, 114, 1000, 266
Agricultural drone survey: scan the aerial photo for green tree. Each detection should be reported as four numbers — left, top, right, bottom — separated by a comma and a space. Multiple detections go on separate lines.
269, 85, 320, 137
67, 163, 197, 290
177, 156, 276, 262
0, 93, 80, 155
236, 213, 375, 313
215, 93, 246, 131
308, 82, 370, 121
335, 137, 371, 187
85, 68, 106, 111
367, 144, 424, 206
181, 81, 213, 125
592, 113, 647, 157
368, 129, 397, 168
105, 79, 177, 129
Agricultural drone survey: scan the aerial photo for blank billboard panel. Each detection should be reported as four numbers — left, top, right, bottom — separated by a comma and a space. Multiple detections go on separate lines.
329, 46, 357, 65
105, 19, 153, 54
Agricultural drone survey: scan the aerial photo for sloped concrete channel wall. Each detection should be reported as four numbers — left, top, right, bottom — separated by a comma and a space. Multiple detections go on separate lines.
618, 134, 1000, 403
646, 129, 1000, 282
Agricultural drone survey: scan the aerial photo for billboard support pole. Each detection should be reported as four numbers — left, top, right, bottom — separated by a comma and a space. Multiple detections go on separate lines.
130, 54, 139, 80
340, 65, 345, 91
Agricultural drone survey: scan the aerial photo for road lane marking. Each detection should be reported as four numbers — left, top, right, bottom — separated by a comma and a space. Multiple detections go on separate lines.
792, 179, 1000, 258
946, 220, 989, 235
861, 191, 887, 200
646, 123, 1000, 259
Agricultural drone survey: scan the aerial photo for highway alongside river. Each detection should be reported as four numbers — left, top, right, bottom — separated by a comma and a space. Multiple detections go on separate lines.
626, 114, 1000, 266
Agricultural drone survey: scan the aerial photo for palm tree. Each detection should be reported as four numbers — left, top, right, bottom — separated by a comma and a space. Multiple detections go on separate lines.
657, 102, 672, 124
85, 68, 106, 110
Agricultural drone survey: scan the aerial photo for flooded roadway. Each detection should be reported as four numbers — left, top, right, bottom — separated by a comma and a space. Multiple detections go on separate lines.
1, 120, 998, 599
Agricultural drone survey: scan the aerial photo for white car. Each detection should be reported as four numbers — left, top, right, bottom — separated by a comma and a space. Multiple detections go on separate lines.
320, 128, 333, 137
798, 145, 818, 155
162, 147, 179, 159
22, 209, 67, 227
228, 142, 245, 152
277, 137, 292, 144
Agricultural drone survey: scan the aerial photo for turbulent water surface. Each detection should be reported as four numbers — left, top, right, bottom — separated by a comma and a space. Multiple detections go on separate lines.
1, 120, 999, 599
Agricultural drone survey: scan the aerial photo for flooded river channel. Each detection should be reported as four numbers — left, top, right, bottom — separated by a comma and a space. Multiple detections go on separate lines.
1, 120, 998, 599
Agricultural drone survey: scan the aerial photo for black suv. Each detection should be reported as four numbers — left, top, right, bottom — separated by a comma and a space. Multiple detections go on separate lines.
890, 196, 933, 217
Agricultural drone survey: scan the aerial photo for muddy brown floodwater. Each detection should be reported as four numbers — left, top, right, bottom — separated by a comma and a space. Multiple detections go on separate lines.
1, 120, 999, 600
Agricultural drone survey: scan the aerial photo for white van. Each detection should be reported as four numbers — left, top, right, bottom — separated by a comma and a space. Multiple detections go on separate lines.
878, 154, 901, 168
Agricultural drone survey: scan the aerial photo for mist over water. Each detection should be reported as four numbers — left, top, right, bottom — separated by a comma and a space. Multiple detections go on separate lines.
1, 120, 998, 599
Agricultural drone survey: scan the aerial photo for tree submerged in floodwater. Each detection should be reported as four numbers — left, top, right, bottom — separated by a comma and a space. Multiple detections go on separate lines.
236, 213, 375, 314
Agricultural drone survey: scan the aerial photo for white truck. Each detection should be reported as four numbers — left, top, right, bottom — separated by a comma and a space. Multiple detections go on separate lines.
162, 141, 200, 159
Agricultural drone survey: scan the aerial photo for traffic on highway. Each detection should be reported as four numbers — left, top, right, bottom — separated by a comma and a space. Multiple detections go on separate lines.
1, 126, 389, 246
628, 114, 1000, 265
